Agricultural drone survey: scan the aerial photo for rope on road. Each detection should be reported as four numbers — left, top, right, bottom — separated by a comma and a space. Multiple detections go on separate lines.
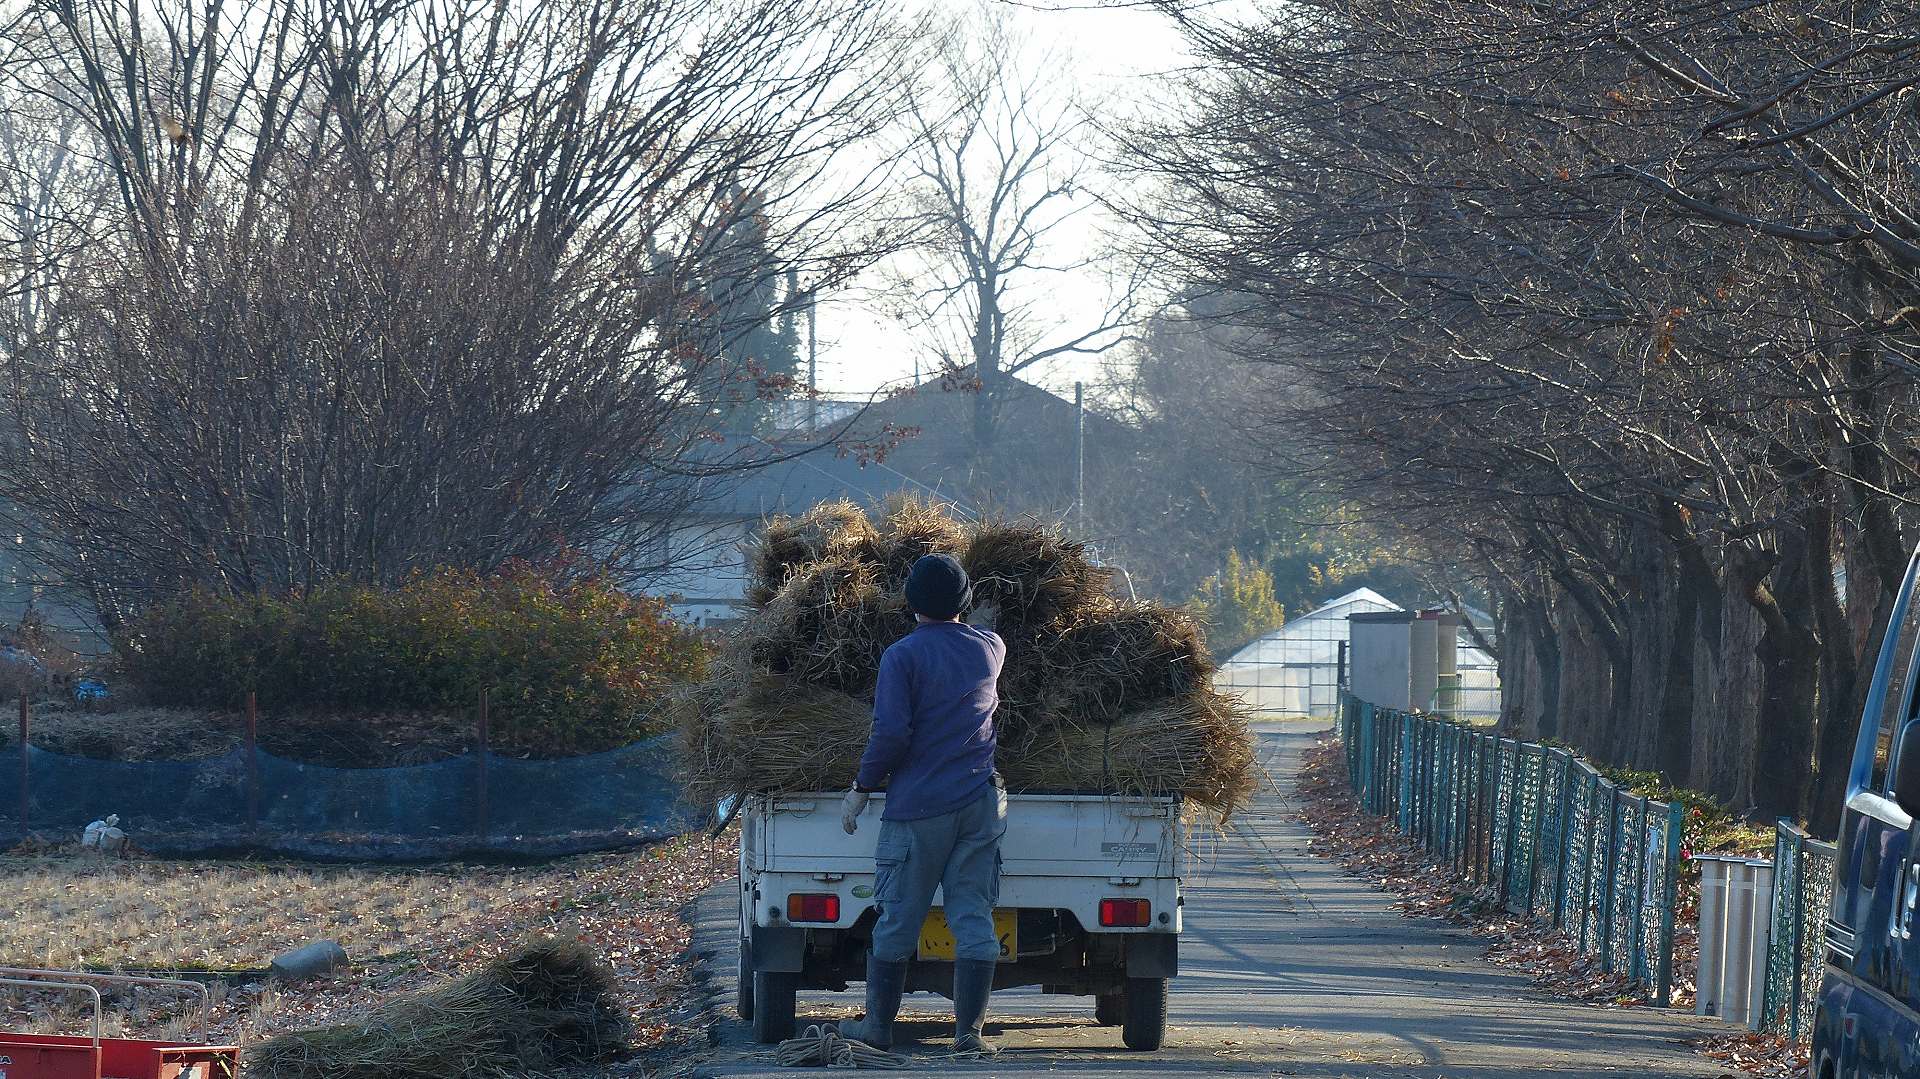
774, 1024, 911, 1069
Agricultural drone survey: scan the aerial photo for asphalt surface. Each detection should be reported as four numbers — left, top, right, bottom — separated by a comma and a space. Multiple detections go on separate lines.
670, 724, 1729, 1077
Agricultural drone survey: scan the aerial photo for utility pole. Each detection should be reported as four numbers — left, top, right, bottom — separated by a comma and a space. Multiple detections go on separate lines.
1074, 380, 1086, 534
806, 288, 818, 432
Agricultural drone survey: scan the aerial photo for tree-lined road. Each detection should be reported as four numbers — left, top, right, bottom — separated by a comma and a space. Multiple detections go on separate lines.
676, 724, 1724, 1077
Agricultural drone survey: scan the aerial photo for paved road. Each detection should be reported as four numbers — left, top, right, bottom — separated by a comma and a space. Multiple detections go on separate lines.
672, 725, 1728, 1077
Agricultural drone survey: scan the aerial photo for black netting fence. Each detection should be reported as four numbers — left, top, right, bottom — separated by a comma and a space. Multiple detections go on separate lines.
0, 735, 696, 859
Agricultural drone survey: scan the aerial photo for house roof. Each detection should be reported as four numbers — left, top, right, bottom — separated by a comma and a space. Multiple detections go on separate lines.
687, 442, 920, 520
688, 372, 1131, 523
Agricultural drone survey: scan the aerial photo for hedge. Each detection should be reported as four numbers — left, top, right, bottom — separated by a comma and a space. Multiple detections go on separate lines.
115, 567, 709, 755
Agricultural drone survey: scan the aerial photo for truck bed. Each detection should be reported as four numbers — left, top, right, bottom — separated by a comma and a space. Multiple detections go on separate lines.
744, 791, 1182, 877
741, 791, 1183, 936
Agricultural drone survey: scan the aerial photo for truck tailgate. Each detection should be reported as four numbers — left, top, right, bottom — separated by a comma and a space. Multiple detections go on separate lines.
744, 792, 1182, 879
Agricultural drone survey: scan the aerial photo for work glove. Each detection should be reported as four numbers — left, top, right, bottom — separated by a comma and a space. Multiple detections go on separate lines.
842, 788, 870, 834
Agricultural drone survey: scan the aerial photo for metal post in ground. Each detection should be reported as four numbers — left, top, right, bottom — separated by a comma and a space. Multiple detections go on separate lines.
475, 688, 491, 839
16, 696, 27, 832
1525, 745, 1550, 914
1481, 733, 1498, 885
1599, 785, 1621, 971
1655, 799, 1684, 1007
1552, 749, 1576, 928
1631, 795, 1651, 982
1788, 829, 1806, 1041
1497, 733, 1512, 902
1577, 770, 1599, 953
245, 691, 260, 832
1405, 714, 1420, 833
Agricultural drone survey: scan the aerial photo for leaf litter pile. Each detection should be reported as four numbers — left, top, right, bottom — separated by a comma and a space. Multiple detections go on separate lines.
0, 831, 737, 1068
1296, 736, 1805, 1079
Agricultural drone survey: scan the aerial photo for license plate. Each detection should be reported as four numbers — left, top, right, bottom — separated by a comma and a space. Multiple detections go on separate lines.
917, 907, 1016, 961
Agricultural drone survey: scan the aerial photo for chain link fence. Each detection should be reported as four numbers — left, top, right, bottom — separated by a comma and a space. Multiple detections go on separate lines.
1339, 693, 1686, 1004
1759, 822, 1836, 1043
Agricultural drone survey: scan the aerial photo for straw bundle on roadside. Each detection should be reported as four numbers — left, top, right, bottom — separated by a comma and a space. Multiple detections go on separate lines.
244, 938, 629, 1079
674, 500, 1259, 820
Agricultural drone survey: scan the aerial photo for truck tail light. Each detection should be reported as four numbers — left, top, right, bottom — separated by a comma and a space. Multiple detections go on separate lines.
1099, 898, 1151, 927
788, 893, 841, 923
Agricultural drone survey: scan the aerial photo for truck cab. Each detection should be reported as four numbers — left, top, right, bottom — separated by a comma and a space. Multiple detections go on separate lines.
1813, 549, 1920, 1078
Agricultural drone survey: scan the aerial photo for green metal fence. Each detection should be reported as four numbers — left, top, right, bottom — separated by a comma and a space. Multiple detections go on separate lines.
1759, 822, 1836, 1043
1339, 693, 1686, 1005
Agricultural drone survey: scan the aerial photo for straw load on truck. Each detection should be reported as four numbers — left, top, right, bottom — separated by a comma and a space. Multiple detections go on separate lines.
672, 499, 1259, 822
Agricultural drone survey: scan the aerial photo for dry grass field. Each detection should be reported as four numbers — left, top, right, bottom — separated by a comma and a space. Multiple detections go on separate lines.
0, 833, 736, 1051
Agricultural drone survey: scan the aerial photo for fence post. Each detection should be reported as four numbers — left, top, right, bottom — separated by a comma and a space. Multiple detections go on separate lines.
1525, 746, 1549, 914
1501, 740, 1522, 907
1578, 771, 1598, 952
1403, 716, 1415, 831
475, 687, 491, 839
1630, 795, 1650, 982
1599, 784, 1620, 971
16, 696, 26, 832
1656, 798, 1684, 1007
1482, 733, 1499, 886
1788, 828, 1806, 1042
1552, 750, 1575, 928
245, 691, 260, 832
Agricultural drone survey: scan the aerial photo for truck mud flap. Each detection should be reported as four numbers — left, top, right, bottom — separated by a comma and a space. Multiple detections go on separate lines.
1125, 934, 1177, 978
751, 925, 807, 973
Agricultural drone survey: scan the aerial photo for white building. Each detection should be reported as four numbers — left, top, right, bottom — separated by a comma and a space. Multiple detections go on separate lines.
1214, 587, 1502, 719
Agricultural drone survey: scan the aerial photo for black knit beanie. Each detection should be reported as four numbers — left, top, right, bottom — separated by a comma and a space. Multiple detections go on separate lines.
904, 553, 971, 620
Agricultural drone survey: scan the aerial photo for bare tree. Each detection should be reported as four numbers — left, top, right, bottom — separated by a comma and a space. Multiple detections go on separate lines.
888, 3, 1141, 479
1125, 0, 1920, 823
0, 0, 918, 624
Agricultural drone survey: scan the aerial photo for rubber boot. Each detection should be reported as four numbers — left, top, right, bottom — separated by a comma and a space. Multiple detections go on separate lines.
951, 958, 996, 1054
836, 955, 908, 1048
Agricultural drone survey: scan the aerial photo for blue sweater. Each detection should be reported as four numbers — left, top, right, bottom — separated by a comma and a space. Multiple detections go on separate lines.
855, 620, 1005, 821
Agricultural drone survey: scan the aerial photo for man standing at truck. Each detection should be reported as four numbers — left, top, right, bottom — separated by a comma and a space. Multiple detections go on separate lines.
837, 552, 1006, 1054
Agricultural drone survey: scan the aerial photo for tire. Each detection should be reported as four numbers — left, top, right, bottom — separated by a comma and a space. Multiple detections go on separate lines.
736, 938, 754, 1021
1094, 992, 1124, 1026
1121, 977, 1166, 1051
751, 969, 797, 1043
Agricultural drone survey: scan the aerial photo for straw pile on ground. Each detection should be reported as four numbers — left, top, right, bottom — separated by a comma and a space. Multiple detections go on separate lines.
244, 939, 630, 1079
674, 499, 1258, 821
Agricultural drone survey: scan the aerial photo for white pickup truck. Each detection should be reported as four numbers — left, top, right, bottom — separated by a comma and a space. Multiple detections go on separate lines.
735, 790, 1183, 1050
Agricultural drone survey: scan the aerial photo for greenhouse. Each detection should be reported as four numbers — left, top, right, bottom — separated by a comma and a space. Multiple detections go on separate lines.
1214, 587, 1502, 720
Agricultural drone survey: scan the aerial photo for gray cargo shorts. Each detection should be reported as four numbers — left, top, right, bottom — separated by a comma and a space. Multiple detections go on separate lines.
869, 783, 1009, 964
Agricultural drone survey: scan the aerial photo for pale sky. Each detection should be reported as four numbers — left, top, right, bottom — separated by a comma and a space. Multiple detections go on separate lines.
810, 1, 1194, 397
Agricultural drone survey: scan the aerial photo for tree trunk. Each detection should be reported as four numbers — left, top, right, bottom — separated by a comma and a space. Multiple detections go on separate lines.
1809, 516, 1887, 838
1656, 501, 1716, 784
1738, 533, 1821, 822
1693, 584, 1764, 808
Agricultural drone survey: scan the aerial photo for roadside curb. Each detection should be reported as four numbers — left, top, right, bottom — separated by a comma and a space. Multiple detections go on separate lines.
644, 878, 746, 1078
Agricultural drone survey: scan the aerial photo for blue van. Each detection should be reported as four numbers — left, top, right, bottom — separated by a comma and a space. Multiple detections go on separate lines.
1813, 550, 1920, 1078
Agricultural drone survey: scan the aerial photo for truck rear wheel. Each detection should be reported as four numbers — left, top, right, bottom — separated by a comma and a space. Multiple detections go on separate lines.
1094, 992, 1124, 1026
751, 969, 797, 1043
737, 938, 754, 1021
1121, 977, 1166, 1051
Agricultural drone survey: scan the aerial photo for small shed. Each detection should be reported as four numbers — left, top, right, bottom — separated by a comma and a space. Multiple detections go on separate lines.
1215, 588, 1502, 719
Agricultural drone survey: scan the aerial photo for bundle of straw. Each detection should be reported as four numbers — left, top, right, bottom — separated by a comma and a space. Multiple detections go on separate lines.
674, 500, 1259, 820
747, 500, 878, 606
244, 938, 630, 1079
852, 495, 968, 588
